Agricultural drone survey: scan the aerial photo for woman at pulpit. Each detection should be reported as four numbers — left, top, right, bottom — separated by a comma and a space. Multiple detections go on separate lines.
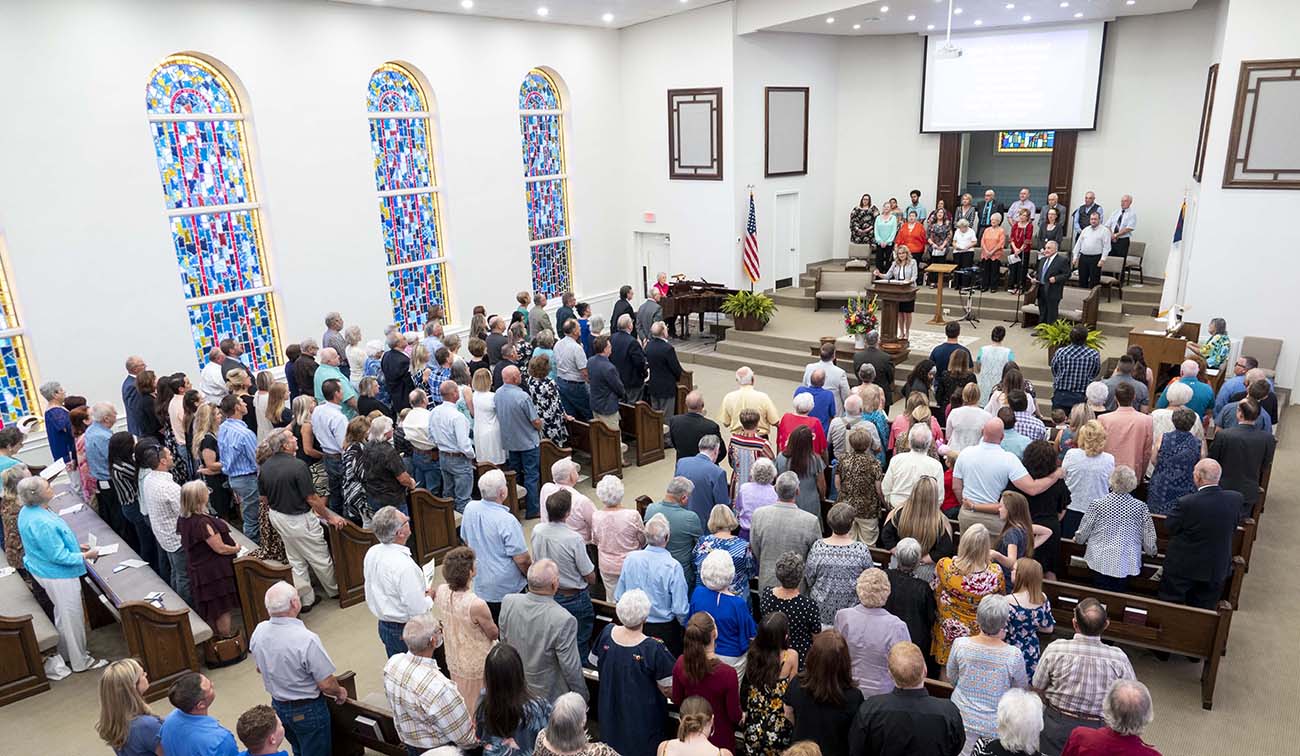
874, 247, 917, 340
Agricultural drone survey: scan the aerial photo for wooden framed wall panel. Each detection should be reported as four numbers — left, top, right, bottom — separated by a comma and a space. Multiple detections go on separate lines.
764, 86, 809, 177
1223, 59, 1300, 189
668, 88, 724, 180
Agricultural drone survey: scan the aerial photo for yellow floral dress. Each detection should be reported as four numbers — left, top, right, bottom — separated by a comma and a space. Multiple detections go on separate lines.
930, 557, 1006, 664
743, 675, 793, 756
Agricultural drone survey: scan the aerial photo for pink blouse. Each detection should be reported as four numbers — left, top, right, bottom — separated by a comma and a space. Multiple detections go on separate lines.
591, 508, 646, 577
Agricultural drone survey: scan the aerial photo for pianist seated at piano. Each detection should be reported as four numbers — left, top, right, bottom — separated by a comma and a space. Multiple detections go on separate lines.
874, 247, 918, 338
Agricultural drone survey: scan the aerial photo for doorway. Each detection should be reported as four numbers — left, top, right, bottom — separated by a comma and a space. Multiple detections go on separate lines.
935, 130, 1078, 216
634, 231, 671, 298
773, 191, 800, 289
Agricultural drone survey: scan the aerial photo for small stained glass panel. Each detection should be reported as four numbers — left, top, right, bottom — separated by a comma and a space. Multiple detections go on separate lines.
387, 264, 447, 333
171, 211, 267, 300
519, 114, 562, 177
369, 116, 432, 192
146, 59, 238, 115
378, 193, 440, 267
151, 118, 251, 210
367, 66, 426, 113
524, 179, 567, 241
530, 241, 570, 298
187, 293, 279, 372
519, 70, 560, 110
0, 336, 35, 424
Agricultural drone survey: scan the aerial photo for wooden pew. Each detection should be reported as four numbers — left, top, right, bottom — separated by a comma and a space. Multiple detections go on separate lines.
228, 530, 293, 631
619, 400, 666, 466
676, 369, 694, 416
409, 489, 460, 564
329, 671, 404, 756
473, 462, 523, 520
1056, 539, 1248, 610
327, 521, 378, 609
1042, 580, 1231, 710
540, 438, 574, 487
0, 553, 54, 706
565, 417, 623, 480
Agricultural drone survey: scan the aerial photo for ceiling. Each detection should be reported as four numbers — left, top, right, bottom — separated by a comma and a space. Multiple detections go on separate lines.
761, 0, 1198, 35
330, 0, 730, 28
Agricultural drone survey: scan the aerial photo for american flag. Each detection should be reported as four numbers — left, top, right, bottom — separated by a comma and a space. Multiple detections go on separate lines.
743, 190, 760, 283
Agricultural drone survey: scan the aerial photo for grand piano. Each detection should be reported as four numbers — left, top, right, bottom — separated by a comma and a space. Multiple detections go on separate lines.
662, 278, 738, 338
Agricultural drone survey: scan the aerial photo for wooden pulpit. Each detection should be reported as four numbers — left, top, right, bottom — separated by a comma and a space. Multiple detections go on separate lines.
871, 281, 918, 356
1127, 328, 1190, 400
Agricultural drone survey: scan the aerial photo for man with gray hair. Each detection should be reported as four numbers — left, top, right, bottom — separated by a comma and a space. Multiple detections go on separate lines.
1159, 459, 1246, 610
499, 559, 588, 702
382, 331, 415, 415
803, 341, 850, 414
401, 389, 441, 493
1155, 358, 1214, 416
121, 354, 148, 436
428, 380, 475, 512
529, 292, 554, 341
497, 365, 543, 518
880, 422, 943, 508
615, 512, 689, 655
362, 416, 417, 514
294, 338, 321, 401
84, 401, 123, 535
554, 318, 592, 421
644, 476, 704, 586
750, 471, 821, 590
828, 394, 880, 460
259, 429, 343, 608
250, 580, 349, 756
1060, 680, 1158, 755
538, 457, 595, 542
421, 319, 445, 358
610, 312, 648, 404
197, 347, 228, 403
313, 347, 359, 418
644, 320, 682, 418
883, 537, 936, 658
586, 334, 626, 431
852, 330, 895, 407
461, 468, 531, 621
674, 434, 730, 525
719, 366, 781, 437
382, 612, 477, 755
322, 311, 347, 357
530, 489, 597, 659
364, 506, 433, 658
636, 289, 663, 343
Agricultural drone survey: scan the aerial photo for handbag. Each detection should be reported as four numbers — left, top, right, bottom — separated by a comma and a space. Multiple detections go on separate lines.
203, 632, 246, 668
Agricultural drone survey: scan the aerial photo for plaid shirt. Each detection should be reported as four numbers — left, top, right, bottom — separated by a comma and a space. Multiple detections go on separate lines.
1051, 344, 1101, 394
1033, 634, 1135, 719
1074, 492, 1158, 578
427, 366, 453, 405
1013, 410, 1048, 441
382, 653, 477, 749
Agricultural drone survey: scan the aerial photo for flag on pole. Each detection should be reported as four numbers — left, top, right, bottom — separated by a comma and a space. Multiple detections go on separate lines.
1158, 198, 1186, 323
743, 190, 761, 284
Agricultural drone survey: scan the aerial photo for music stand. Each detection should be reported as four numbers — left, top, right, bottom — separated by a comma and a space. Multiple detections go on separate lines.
959, 285, 981, 327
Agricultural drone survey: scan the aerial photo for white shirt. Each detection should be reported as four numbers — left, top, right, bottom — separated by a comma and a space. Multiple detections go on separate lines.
402, 406, 435, 451
346, 345, 367, 383
953, 227, 978, 252
1073, 225, 1112, 259
139, 469, 183, 553
946, 406, 993, 453
1106, 207, 1137, 238
802, 360, 849, 413
364, 542, 434, 623
427, 402, 473, 456
880, 451, 944, 508
198, 360, 227, 404
311, 402, 348, 454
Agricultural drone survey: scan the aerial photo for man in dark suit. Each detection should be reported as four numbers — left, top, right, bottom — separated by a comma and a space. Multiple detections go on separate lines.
852, 330, 895, 407
667, 391, 725, 463
1159, 459, 1246, 609
380, 334, 415, 415
555, 291, 576, 334
121, 355, 146, 436
609, 314, 647, 404
975, 189, 1008, 235
1034, 240, 1071, 325
644, 322, 682, 418
1209, 399, 1276, 514
611, 285, 635, 330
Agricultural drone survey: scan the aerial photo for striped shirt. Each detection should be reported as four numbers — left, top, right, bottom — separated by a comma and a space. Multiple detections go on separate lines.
382, 653, 477, 750
1074, 492, 1158, 578
1033, 634, 1134, 719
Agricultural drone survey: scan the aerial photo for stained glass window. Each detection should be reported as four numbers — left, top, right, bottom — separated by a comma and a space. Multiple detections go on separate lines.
0, 239, 37, 424
146, 55, 282, 371
367, 63, 451, 332
519, 68, 573, 297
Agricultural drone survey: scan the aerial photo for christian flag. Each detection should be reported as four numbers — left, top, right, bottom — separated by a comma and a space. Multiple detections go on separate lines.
743, 190, 761, 284
1158, 199, 1186, 321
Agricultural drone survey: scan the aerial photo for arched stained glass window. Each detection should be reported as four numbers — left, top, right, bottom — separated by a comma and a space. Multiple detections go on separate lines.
518, 68, 573, 297
367, 64, 450, 331
145, 55, 281, 371
0, 235, 37, 423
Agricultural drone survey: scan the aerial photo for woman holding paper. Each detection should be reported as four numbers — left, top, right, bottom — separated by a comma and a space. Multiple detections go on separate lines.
176, 480, 240, 638
1007, 208, 1034, 295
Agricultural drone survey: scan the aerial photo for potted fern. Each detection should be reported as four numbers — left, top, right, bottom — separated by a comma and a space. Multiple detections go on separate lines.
1032, 319, 1106, 360
721, 291, 777, 332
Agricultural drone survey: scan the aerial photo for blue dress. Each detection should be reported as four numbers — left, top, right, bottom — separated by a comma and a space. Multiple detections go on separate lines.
693, 534, 754, 595
1147, 430, 1200, 515
1004, 595, 1054, 679
591, 624, 677, 756
690, 585, 757, 658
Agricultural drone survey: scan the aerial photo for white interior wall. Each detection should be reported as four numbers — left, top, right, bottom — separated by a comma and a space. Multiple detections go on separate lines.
1183, 0, 1300, 390
0, 0, 625, 418
733, 31, 840, 287
619, 1, 737, 286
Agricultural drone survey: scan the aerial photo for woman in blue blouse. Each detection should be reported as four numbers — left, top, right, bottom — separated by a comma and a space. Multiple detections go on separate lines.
690, 550, 758, 678
96, 659, 163, 756
693, 505, 754, 595
17, 476, 106, 672
477, 644, 553, 756
40, 381, 76, 465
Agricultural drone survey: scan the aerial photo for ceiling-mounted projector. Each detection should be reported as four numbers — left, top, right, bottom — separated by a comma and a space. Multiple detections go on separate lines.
936, 42, 963, 59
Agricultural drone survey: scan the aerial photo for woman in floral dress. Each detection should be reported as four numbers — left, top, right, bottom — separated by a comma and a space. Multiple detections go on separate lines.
1004, 558, 1054, 679
931, 523, 1006, 670
849, 194, 877, 246
741, 612, 798, 756
525, 354, 569, 447
693, 505, 754, 596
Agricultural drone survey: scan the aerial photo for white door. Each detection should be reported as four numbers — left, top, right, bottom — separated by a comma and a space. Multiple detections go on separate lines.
634, 232, 671, 297
773, 192, 800, 288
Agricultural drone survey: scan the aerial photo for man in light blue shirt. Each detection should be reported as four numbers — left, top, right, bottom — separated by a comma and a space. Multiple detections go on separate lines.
496, 366, 542, 518
903, 189, 927, 226
219, 394, 262, 542
310, 381, 349, 517
793, 370, 837, 433
84, 402, 115, 482
1213, 356, 1272, 413
674, 435, 729, 526
615, 513, 689, 656
312, 348, 358, 418
160, 672, 239, 756
460, 469, 531, 621
953, 418, 1061, 532
428, 381, 474, 511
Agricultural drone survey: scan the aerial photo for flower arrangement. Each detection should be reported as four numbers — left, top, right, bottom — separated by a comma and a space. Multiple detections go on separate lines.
842, 295, 879, 335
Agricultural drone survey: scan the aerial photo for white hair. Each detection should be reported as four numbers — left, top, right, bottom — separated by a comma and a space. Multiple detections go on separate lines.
750, 457, 777, 485
527, 559, 559, 591
370, 505, 406, 544
976, 594, 1010, 635
894, 537, 922, 571
1086, 381, 1110, 405
38, 381, 62, 401
774, 471, 800, 501
1104, 679, 1154, 736
792, 393, 814, 414
401, 612, 442, 653
547, 693, 590, 752
1180, 359, 1200, 378
595, 475, 624, 506
615, 588, 652, 627
699, 549, 735, 592
665, 476, 695, 500
844, 394, 862, 415
91, 401, 115, 424
478, 469, 508, 502
264, 581, 297, 615
995, 689, 1044, 752
366, 339, 386, 358
907, 422, 932, 452
617, 314, 634, 332
367, 415, 394, 442
1164, 380, 1193, 407
735, 367, 755, 386
551, 457, 579, 485
16, 476, 48, 506
645, 513, 671, 546
697, 434, 720, 454
1109, 465, 1139, 495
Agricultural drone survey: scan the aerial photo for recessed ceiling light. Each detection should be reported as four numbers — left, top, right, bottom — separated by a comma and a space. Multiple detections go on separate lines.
927, 23, 935, 30
1005, 2, 1014, 8
826, 16, 835, 23
1074, 10, 1084, 17
853, 23, 861, 29
1059, 1, 1069, 6
459, 0, 473, 8
536, 6, 548, 16
953, 7, 963, 15
974, 19, 983, 25
1022, 14, 1032, 20
880, 5, 889, 12
601, 12, 613, 22
1126, 0, 1136, 4
907, 14, 916, 21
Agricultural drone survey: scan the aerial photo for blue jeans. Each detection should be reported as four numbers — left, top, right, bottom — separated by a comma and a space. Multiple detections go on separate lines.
1052, 388, 1085, 414
379, 620, 407, 658
506, 447, 541, 518
272, 696, 332, 756
555, 589, 594, 662
409, 450, 442, 494
165, 548, 191, 605
321, 456, 345, 516
440, 453, 473, 512
556, 378, 592, 422
228, 474, 261, 543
